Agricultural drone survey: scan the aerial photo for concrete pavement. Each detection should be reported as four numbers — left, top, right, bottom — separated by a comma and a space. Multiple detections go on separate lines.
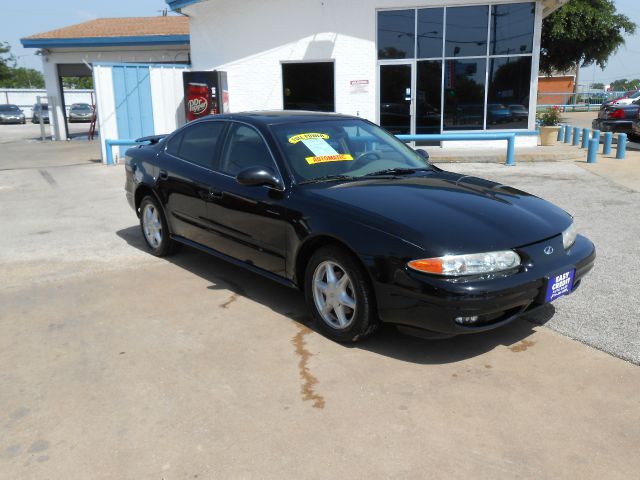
0, 137, 639, 478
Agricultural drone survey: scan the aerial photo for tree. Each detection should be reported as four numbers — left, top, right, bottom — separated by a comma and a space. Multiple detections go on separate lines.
540, 0, 636, 93
591, 82, 605, 90
610, 78, 640, 91
0, 67, 44, 88
0, 42, 14, 83
62, 76, 93, 89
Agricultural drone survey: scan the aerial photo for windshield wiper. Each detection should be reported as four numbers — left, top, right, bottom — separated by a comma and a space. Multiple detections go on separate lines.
362, 167, 432, 177
298, 174, 357, 185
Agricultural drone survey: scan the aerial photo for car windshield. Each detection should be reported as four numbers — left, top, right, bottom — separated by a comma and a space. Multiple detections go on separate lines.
71, 104, 92, 111
0, 105, 20, 112
35, 105, 49, 111
270, 119, 431, 183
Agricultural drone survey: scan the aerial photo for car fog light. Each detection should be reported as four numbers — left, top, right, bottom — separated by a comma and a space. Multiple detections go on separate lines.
455, 316, 479, 325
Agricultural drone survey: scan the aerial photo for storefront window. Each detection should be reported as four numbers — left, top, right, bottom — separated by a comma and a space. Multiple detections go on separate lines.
445, 6, 489, 57
490, 3, 535, 55
417, 8, 444, 59
378, 10, 415, 59
377, 3, 536, 131
443, 59, 486, 130
416, 61, 442, 135
487, 56, 532, 129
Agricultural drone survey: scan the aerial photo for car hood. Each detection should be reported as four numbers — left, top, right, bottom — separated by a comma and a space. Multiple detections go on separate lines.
304, 172, 572, 255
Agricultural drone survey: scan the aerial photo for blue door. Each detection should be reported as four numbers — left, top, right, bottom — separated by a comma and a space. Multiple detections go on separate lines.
112, 65, 155, 155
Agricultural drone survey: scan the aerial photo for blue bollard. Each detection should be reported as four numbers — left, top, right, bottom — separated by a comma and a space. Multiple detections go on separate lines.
587, 139, 598, 163
592, 129, 601, 145
557, 125, 565, 142
603, 132, 613, 154
572, 127, 580, 146
581, 128, 590, 148
505, 134, 516, 166
564, 126, 572, 144
616, 133, 627, 159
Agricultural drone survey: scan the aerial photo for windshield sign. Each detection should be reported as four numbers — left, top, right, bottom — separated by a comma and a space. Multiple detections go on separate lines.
271, 119, 430, 182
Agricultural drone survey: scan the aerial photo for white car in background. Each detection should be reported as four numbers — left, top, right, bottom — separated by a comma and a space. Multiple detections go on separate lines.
607, 90, 640, 106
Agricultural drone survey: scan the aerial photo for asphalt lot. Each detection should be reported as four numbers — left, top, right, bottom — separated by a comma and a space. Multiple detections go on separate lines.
0, 122, 92, 144
1, 132, 639, 478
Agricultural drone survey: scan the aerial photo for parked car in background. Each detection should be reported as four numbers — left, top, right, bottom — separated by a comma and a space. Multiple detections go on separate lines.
632, 108, 640, 140
68, 103, 94, 123
508, 104, 528, 121
487, 104, 512, 124
0, 104, 26, 124
592, 100, 640, 135
124, 111, 595, 343
32, 104, 50, 124
603, 90, 640, 107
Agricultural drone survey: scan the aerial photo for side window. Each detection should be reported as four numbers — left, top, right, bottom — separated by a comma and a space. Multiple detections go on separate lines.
165, 131, 183, 156
220, 124, 276, 176
174, 121, 226, 168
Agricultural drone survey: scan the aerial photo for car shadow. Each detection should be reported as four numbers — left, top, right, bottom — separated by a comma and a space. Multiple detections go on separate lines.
116, 225, 556, 365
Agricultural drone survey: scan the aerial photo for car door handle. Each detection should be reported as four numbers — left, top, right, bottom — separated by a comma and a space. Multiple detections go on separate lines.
158, 169, 168, 180
209, 187, 223, 200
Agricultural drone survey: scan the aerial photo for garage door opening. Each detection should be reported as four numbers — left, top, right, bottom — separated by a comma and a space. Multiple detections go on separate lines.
282, 62, 335, 112
57, 63, 96, 140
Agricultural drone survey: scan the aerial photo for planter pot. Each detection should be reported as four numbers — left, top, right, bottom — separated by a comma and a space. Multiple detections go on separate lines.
539, 126, 561, 146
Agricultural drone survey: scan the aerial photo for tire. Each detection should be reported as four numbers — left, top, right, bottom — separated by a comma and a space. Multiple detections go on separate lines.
304, 245, 379, 342
139, 195, 177, 257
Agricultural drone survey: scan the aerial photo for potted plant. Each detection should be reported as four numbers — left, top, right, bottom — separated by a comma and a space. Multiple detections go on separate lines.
537, 106, 562, 146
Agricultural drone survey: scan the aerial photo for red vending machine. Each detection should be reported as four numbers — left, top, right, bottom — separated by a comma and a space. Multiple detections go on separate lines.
183, 70, 229, 122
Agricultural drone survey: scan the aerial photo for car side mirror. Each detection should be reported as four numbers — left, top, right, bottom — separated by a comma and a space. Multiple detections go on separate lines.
236, 166, 282, 189
415, 148, 430, 163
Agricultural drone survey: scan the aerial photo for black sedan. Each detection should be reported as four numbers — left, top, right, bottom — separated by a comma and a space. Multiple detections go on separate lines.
124, 112, 595, 342
592, 100, 640, 136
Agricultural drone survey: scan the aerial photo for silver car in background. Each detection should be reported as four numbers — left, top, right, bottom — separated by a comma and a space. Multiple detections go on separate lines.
0, 104, 26, 124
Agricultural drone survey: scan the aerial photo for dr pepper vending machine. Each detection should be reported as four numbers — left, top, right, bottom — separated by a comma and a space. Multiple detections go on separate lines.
182, 70, 229, 122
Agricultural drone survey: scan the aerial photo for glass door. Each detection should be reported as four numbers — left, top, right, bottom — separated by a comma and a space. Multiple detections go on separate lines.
379, 64, 413, 135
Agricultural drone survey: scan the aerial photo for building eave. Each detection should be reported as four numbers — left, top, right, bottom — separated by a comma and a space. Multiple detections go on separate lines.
541, 0, 570, 18
166, 0, 205, 11
20, 35, 190, 49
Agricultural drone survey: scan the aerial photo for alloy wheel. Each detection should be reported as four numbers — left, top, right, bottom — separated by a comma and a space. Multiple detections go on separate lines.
312, 260, 357, 329
142, 203, 162, 248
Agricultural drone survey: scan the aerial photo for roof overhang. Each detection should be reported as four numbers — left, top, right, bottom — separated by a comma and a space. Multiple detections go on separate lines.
166, 0, 205, 10
541, 0, 570, 18
21, 35, 190, 49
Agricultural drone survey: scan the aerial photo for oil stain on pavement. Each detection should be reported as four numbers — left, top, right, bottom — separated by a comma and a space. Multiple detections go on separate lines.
509, 339, 536, 352
219, 293, 239, 309
292, 324, 325, 409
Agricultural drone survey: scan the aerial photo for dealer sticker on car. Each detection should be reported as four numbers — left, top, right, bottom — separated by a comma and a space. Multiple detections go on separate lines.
545, 270, 575, 303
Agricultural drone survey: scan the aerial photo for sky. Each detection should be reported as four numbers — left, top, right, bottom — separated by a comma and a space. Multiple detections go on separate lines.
3, 0, 172, 70
3, 0, 640, 86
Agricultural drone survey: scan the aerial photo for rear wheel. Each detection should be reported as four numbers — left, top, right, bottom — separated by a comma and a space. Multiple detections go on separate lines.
139, 195, 176, 257
304, 245, 379, 342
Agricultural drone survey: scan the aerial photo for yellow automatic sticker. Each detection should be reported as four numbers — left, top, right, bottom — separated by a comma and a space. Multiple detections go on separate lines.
289, 133, 330, 144
305, 154, 354, 165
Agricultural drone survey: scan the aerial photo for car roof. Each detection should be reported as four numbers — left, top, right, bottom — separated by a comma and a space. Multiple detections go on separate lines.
194, 110, 360, 126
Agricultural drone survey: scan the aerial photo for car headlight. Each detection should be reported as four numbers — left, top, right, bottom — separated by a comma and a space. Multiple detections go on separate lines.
408, 250, 521, 276
562, 222, 577, 249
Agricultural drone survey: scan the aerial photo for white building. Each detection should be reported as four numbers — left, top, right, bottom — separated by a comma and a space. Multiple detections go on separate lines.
168, 0, 568, 147
21, 17, 190, 140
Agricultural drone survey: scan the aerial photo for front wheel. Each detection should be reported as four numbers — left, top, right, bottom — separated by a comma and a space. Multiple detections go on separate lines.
304, 245, 379, 342
139, 195, 176, 256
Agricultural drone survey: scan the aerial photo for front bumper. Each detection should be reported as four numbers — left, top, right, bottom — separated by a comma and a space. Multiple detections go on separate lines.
0, 116, 25, 124
375, 234, 595, 335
